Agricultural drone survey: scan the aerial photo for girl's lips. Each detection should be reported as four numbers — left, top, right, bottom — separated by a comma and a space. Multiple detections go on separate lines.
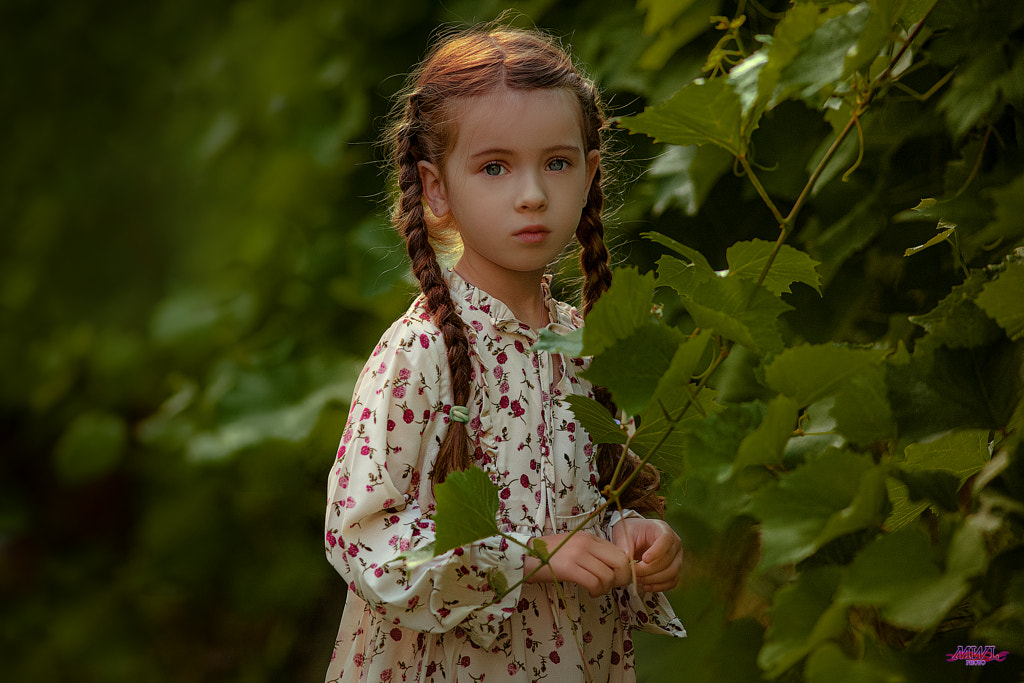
514, 226, 549, 244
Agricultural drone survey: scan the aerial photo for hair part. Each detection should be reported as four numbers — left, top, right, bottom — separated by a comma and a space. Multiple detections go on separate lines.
385, 24, 663, 515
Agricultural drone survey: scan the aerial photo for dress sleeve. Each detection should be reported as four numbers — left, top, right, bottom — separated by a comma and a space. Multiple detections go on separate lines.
603, 509, 688, 638
324, 316, 529, 647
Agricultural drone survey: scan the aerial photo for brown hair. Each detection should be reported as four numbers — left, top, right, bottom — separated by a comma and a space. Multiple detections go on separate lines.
386, 24, 663, 516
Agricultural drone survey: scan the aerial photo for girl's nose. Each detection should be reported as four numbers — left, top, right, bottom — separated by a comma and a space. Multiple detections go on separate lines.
517, 171, 547, 211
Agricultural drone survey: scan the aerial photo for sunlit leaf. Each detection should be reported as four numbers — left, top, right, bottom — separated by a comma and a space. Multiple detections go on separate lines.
618, 77, 746, 155
765, 344, 886, 407
644, 232, 715, 272
433, 466, 500, 556
534, 326, 584, 356
681, 277, 792, 354
583, 267, 656, 356
565, 395, 628, 446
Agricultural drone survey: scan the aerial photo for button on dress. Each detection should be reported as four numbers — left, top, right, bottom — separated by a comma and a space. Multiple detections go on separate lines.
325, 271, 684, 682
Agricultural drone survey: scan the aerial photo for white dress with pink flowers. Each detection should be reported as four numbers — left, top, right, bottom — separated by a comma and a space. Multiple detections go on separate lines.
324, 272, 684, 683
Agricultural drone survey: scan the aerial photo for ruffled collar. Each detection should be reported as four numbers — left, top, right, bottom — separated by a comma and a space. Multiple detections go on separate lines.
445, 269, 580, 340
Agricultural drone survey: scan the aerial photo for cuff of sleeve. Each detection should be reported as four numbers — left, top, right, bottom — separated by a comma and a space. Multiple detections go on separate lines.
457, 531, 533, 648
605, 509, 687, 638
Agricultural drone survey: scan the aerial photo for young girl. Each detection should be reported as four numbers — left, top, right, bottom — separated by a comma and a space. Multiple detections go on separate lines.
325, 25, 685, 683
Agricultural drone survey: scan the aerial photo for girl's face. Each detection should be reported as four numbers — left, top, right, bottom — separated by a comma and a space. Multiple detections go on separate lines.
418, 87, 600, 289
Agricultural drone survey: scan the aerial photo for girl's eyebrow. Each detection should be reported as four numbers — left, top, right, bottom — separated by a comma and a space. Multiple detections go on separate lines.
468, 144, 583, 160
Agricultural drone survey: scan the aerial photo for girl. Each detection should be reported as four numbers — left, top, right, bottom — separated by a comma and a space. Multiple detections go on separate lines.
325, 24, 685, 683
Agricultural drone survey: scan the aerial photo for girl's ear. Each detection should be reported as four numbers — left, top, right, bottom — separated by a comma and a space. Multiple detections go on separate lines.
584, 150, 600, 200
417, 160, 450, 217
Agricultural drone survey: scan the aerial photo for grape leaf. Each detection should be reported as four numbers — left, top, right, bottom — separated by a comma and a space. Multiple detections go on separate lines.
977, 260, 1024, 341
765, 344, 885, 407
618, 77, 746, 155
680, 276, 792, 354
724, 239, 823, 295
759, 566, 845, 677
909, 270, 1004, 348
564, 395, 628, 446
747, 450, 888, 568
583, 267, 656, 356
432, 466, 500, 555
585, 321, 686, 416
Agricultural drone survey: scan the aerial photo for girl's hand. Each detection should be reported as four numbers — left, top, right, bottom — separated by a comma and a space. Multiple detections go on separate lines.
523, 532, 631, 597
612, 518, 683, 593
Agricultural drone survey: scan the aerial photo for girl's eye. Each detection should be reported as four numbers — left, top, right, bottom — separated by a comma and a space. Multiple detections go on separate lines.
547, 158, 569, 172
483, 163, 505, 176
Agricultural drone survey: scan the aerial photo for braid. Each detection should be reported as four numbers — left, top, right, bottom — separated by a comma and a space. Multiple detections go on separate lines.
576, 150, 665, 517
393, 107, 475, 486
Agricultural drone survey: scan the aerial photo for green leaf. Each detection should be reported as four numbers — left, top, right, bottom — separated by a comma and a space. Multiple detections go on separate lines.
775, 4, 873, 104
644, 232, 714, 272
53, 411, 128, 483
747, 450, 888, 568
432, 466, 501, 556
533, 326, 584, 356
886, 429, 991, 530
977, 260, 1024, 341
753, 2, 821, 109
583, 267, 656, 356
585, 321, 686, 416
805, 642, 902, 683
656, 255, 718, 298
830, 363, 895, 445
759, 566, 845, 677
564, 395, 628, 446
630, 330, 717, 477
618, 77, 746, 155
724, 239, 823, 295
637, 0, 722, 70
765, 344, 886, 407
969, 174, 1024, 258
681, 276, 793, 354
734, 395, 801, 474
685, 401, 768, 483
837, 525, 975, 630
909, 270, 1004, 348
648, 145, 734, 216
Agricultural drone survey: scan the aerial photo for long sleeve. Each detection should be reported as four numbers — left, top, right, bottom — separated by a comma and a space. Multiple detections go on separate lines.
324, 312, 528, 647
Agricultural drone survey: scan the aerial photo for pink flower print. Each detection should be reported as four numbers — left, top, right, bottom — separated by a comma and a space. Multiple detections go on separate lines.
337, 445, 346, 458
568, 421, 576, 432
387, 419, 395, 431
360, 445, 370, 455
493, 365, 502, 380
584, 442, 593, 456
419, 333, 430, 349
514, 340, 525, 353
389, 515, 400, 525
398, 368, 411, 380
360, 408, 371, 420
508, 663, 519, 675
345, 497, 356, 508
499, 396, 509, 409
381, 668, 393, 682
499, 537, 508, 551
500, 487, 511, 500
347, 543, 358, 557
392, 385, 406, 399
399, 538, 410, 551
460, 656, 471, 667
611, 652, 621, 666
438, 607, 451, 618
496, 351, 508, 364
390, 627, 402, 641
403, 408, 415, 424
511, 400, 525, 417
583, 631, 593, 643
500, 380, 509, 394
624, 639, 634, 653
353, 653, 365, 667
342, 428, 353, 444
520, 473, 530, 488
426, 662, 436, 677
555, 633, 565, 648
471, 319, 483, 331
326, 530, 337, 548
374, 566, 384, 578
530, 459, 538, 471
532, 355, 539, 368
549, 651, 560, 664
407, 595, 419, 609
339, 475, 349, 489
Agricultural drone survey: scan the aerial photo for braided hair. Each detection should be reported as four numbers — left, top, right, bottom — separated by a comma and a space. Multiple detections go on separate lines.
385, 25, 663, 515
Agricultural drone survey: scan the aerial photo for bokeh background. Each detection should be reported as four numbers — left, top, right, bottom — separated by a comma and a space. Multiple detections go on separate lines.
4, 0, 1022, 681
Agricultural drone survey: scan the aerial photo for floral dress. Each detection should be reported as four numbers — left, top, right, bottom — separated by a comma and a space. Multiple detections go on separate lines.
324, 271, 684, 683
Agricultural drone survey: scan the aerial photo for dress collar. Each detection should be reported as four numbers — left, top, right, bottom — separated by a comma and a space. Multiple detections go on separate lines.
445, 269, 580, 339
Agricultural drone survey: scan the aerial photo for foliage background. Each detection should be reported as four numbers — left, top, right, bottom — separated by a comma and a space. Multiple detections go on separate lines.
1, 0, 1021, 681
